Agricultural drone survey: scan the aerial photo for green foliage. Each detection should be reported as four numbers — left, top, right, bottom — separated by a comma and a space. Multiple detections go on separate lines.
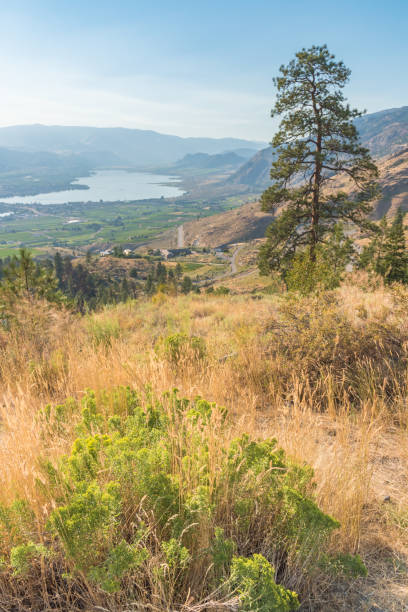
360, 209, 408, 284
10, 542, 47, 575
0, 387, 366, 605
162, 538, 191, 570
157, 332, 206, 364
286, 224, 354, 293
321, 552, 368, 578
230, 554, 299, 611
213, 285, 230, 295
1, 248, 65, 308
50, 481, 121, 571
0, 499, 37, 548
181, 275, 193, 294
259, 45, 378, 277
210, 527, 236, 574
89, 540, 148, 593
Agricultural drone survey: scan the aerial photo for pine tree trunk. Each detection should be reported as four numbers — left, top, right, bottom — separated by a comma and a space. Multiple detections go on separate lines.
310, 82, 322, 263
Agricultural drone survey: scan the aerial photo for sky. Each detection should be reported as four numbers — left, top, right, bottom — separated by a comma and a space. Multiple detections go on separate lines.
0, 0, 407, 141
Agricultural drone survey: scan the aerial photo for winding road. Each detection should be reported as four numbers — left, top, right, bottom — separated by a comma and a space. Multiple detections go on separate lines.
198, 244, 245, 287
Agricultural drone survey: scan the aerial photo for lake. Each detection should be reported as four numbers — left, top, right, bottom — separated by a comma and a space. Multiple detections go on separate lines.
0, 170, 184, 205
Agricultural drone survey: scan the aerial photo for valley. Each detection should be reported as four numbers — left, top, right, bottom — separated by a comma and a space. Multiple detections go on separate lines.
0, 106, 406, 263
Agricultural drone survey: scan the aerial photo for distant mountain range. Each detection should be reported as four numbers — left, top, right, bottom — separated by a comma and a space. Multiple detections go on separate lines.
0, 125, 264, 168
0, 106, 406, 202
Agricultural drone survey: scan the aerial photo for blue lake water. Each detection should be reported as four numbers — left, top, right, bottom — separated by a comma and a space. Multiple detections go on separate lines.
0, 170, 184, 205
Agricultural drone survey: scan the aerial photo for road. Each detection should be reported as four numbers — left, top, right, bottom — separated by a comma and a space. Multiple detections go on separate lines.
177, 225, 184, 248
230, 244, 243, 273
198, 244, 245, 286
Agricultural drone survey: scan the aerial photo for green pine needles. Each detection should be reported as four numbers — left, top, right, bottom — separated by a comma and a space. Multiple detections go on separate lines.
359, 208, 408, 284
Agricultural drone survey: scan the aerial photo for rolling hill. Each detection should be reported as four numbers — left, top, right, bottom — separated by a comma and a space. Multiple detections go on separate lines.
0, 125, 264, 167
169, 151, 246, 172
0, 147, 93, 197
150, 200, 274, 249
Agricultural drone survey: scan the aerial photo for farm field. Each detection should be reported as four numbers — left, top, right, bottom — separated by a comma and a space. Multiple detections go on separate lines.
0, 194, 253, 258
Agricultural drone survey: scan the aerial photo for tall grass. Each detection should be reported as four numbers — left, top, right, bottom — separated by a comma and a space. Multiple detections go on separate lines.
0, 283, 407, 609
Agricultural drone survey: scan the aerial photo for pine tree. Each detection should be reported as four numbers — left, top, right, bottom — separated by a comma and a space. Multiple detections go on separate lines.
181, 275, 193, 294
54, 252, 64, 288
1, 248, 64, 304
383, 209, 408, 283
258, 45, 378, 277
359, 212, 408, 283
155, 262, 167, 283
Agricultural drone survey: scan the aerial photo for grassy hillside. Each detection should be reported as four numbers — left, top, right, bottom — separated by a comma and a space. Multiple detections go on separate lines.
0, 281, 408, 609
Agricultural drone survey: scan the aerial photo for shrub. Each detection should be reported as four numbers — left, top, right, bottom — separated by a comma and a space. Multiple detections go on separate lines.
86, 316, 121, 348
156, 332, 206, 364
214, 285, 231, 296
0, 387, 366, 609
230, 554, 299, 611
264, 291, 408, 407
10, 542, 47, 575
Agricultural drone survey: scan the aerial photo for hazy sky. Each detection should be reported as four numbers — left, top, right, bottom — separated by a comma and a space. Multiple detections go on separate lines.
0, 0, 407, 141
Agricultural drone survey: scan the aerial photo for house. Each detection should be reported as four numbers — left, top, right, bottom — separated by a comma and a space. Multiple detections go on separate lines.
160, 249, 174, 260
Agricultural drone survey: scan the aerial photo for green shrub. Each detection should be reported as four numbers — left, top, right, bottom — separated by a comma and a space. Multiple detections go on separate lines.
214, 285, 230, 296
10, 542, 47, 575
157, 332, 206, 364
0, 387, 366, 608
230, 554, 299, 611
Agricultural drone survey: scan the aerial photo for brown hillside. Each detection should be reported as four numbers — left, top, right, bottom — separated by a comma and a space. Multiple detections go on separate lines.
329, 146, 408, 219
149, 201, 274, 249
151, 148, 408, 250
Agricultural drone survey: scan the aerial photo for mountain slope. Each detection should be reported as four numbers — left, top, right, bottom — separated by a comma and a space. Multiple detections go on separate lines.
355, 106, 408, 157
153, 147, 408, 249
0, 125, 265, 167
171, 151, 246, 171
227, 146, 274, 189
228, 106, 408, 191
328, 146, 408, 219
150, 200, 274, 249
0, 147, 93, 197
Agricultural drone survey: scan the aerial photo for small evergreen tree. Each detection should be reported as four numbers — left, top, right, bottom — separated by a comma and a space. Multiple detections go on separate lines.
155, 262, 167, 284
53, 252, 64, 289
1, 249, 64, 304
359, 210, 408, 283
383, 209, 408, 283
181, 275, 193, 294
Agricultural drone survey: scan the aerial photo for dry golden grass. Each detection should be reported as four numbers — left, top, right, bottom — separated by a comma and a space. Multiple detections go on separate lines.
0, 281, 408, 609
